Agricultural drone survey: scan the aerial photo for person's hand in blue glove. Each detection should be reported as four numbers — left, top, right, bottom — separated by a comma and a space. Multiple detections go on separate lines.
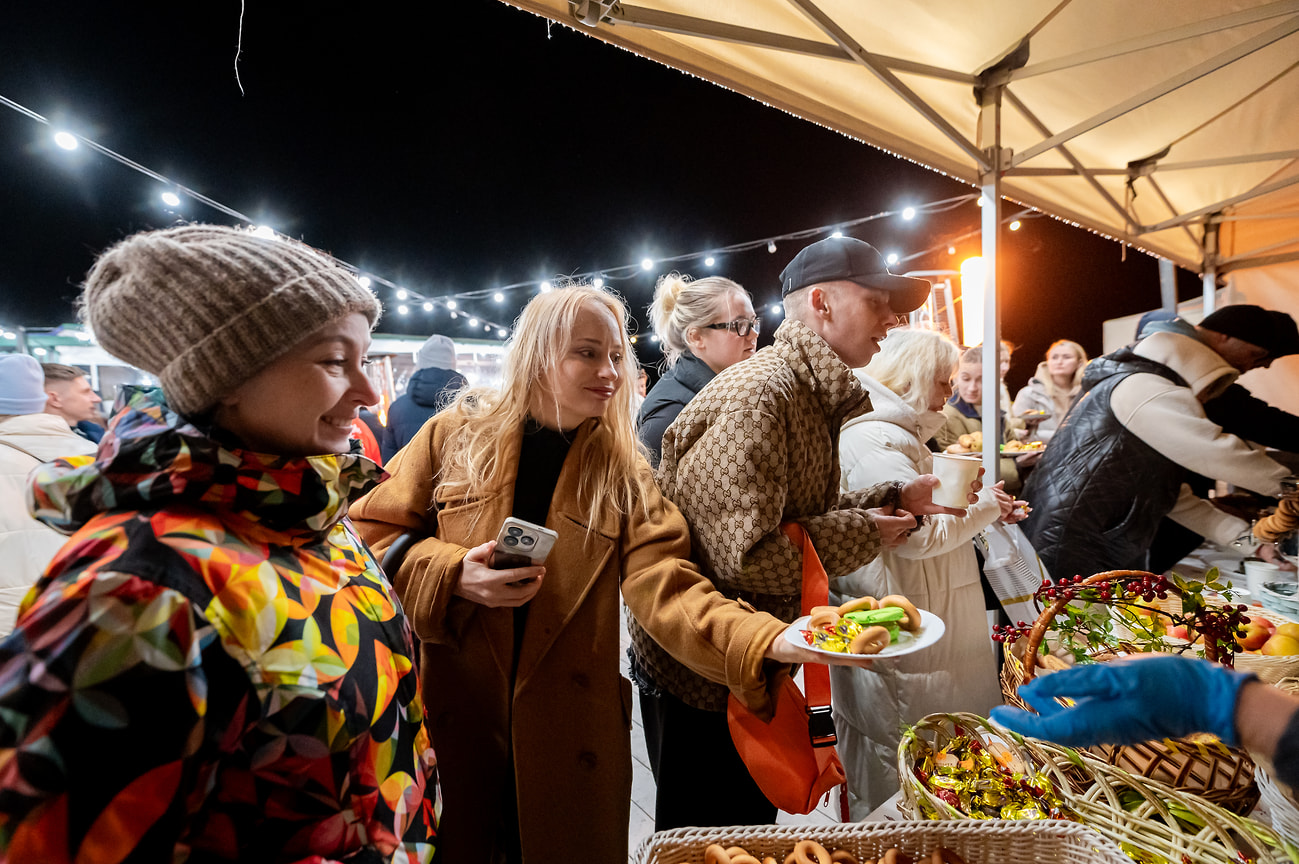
989, 655, 1256, 747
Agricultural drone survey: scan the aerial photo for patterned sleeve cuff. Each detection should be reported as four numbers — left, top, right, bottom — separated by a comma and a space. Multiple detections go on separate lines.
881, 480, 905, 510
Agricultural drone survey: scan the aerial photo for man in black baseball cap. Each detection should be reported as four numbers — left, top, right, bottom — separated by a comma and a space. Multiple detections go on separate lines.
778, 237, 931, 368
636, 235, 971, 832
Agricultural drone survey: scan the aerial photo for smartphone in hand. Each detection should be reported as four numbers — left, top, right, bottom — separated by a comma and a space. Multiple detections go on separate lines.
490, 517, 558, 576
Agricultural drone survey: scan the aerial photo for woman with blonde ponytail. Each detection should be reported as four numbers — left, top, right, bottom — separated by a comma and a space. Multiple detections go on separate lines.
638, 272, 758, 465
350, 283, 871, 864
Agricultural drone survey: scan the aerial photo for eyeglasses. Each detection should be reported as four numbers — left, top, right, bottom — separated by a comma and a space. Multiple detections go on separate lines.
703, 317, 761, 338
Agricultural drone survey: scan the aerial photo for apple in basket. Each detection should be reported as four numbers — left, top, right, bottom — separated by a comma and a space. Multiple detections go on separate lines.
1276, 621, 1299, 640
1261, 633, 1299, 656
1236, 618, 1272, 652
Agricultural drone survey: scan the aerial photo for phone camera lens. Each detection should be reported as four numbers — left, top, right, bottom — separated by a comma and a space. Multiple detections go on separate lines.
504, 536, 519, 547
520, 535, 535, 547
507, 527, 523, 537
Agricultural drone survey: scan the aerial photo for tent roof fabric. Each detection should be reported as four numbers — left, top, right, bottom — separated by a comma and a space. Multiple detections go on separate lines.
501, 0, 1299, 276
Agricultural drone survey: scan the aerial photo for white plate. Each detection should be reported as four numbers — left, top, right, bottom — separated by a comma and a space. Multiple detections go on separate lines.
784, 608, 946, 658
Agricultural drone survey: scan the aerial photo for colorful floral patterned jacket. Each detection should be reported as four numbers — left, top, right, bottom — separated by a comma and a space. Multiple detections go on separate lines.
0, 388, 439, 864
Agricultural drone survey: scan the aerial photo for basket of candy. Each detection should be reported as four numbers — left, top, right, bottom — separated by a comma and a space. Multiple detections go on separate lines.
632, 820, 1130, 864
898, 712, 1298, 864
994, 570, 1260, 814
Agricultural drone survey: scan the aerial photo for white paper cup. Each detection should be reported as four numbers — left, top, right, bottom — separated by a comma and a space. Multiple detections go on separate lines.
930, 453, 980, 509
1244, 559, 1281, 596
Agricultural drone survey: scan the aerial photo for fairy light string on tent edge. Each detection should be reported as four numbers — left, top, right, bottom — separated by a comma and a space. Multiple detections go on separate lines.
1, 92, 1039, 340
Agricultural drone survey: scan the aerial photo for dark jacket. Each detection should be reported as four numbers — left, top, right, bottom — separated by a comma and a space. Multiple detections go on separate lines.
381, 366, 468, 462
636, 352, 715, 467
1022, 349, 1187, 579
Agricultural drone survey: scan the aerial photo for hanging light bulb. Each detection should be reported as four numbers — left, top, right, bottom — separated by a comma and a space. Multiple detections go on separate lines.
704, 256, 715, 267
397, 304, 409, 315
53, 131, 78, 150
493, 292, 504, 303
767, 241, 777, 254
539, 281, 552, 293
396, 289, 408, 300
901, 207, 916, 220
160, 191, 181, 208
450, 311, 458, 319
358, 276, 372, 289
1009, 220, 1022, 231
497, 328, 507, 338
641, 258, 653, 271
468, 317, 479, 327
770, 304, 783, 316
423, 301, 434, 312
885, 252, 899, 265
593, 277, 604, 288
446, 300, 457, 310
831, 231, 843, 239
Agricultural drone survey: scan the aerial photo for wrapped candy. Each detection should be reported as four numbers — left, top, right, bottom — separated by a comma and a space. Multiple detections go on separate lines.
913, 731, 1076, 822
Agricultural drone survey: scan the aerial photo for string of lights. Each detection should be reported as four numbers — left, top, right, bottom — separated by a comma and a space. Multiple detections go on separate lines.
3, 92, 1038, 342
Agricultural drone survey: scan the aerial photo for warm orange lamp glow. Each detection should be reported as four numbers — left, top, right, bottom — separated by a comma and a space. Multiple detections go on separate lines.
960, 256, 986, 346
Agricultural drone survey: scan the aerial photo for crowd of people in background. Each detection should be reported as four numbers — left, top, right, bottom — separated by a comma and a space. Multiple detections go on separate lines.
4, 226, 1299, 861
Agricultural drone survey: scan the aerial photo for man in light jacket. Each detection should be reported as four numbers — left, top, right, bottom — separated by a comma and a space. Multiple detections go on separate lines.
1023, 315, 1292, 581
0, 355, 97, 634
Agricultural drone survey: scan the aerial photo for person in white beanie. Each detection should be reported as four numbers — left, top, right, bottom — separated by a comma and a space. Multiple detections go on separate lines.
0, 354, 98, 635
381, 333, 469, 461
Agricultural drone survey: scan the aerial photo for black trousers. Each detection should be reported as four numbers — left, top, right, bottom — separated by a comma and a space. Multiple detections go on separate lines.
638, 688, 778, 830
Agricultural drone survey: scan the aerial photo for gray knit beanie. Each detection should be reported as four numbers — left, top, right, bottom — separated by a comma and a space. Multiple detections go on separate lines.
81, 224, 381, 416
416, 334, 457, 371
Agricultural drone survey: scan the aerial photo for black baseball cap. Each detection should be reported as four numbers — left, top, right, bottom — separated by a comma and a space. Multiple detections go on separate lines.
1200, 305, 1299, 358
779, 237, 931, 312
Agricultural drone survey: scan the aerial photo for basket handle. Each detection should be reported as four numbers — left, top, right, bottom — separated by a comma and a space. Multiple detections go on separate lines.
1019, 569, 1209, 683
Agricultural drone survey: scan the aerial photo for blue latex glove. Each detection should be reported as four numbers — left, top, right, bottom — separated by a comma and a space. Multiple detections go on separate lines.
989, 655, 1256, 747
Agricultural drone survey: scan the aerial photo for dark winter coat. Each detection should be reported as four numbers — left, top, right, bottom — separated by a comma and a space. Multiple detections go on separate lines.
381, 366, 469, 462
636, 352, 715, 467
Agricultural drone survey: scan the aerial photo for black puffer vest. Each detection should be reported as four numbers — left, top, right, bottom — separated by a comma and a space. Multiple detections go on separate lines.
1022, 348, 1187, 580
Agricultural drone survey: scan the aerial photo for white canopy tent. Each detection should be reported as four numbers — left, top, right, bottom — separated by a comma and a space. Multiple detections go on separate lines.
497, 0, 1299, 474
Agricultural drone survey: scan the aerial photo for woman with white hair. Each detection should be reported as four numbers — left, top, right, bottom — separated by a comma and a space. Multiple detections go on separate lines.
832, 327, 1022, 817
637, 273, 758, 466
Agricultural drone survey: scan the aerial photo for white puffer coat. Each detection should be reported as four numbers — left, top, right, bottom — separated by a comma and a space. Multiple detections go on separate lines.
0, 414, 97, 635
831, 372, 1003, 817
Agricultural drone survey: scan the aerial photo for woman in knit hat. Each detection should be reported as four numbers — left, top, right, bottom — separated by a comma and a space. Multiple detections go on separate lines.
0, 225, 439, 862
348, 283, 873, 864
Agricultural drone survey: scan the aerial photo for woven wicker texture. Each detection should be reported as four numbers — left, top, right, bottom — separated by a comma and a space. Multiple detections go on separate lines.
1000, 569, 1260, 814
1258, 765, 1299, 847
899, 712, 1299, 864
631, 820, 1130, 864
1110, 594, 1299, 685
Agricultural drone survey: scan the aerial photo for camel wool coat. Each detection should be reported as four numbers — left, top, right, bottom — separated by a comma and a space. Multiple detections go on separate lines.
349, 414, 786, 864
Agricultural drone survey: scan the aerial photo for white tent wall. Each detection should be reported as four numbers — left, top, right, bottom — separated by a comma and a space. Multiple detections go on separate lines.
500, 0, 1299, 460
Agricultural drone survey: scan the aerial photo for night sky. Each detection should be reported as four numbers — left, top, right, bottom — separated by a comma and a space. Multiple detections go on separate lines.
0, 1, 1204, 389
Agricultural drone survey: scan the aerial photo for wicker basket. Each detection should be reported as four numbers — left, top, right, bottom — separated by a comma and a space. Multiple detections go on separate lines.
899, 712, 1299, 864
1110, 593, 1299, 685
1001, 569, 1260, 814
631, 820, 1130, 864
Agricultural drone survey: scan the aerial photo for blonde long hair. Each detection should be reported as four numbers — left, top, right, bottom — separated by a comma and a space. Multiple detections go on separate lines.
436, 284, 648, 530
1042, 339, 1088, 400
862, 328, 959, 414
649, 273, 749, 368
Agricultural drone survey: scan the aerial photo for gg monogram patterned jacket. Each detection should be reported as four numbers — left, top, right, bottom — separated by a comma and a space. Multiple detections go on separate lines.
629, 319, 901, 710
